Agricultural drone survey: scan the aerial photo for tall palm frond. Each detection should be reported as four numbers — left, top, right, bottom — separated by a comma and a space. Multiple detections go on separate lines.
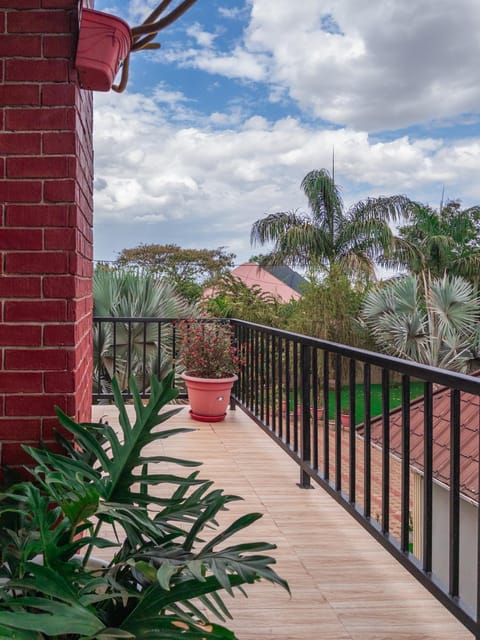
348, 194, 416, 223
378, 236, 424, 273
301, 168, 343, 222
250, 210, 305, 245
337, 250, 377, 282
391, 200, 480, 282
251, 168, 415, 280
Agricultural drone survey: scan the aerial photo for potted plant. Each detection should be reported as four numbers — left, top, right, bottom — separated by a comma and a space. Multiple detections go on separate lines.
75, 0, 198, 93
0, 372, 288, 638
178, 320, 243, 422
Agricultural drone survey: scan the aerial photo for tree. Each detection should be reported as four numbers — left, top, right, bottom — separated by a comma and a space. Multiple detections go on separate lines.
383, 200, 480, 284
360, 273, 480, 372
251, 168, 415, 281
286, 265, 371, 348
116, 244, 235, 302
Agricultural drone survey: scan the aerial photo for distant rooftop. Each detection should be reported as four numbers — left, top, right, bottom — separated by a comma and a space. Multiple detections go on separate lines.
229, 263, 305, 303
263, 265, 307, 294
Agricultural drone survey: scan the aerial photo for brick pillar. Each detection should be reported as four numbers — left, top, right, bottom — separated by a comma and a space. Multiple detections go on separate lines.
0, 0, 94, 473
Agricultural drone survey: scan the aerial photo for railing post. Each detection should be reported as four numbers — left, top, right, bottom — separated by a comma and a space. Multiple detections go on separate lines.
298, 343, 312, 488
230, 321, 239, 410
229, 392, 236, 411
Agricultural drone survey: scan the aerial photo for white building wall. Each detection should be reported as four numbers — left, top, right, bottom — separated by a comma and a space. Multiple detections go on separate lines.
413, 474, 478, 612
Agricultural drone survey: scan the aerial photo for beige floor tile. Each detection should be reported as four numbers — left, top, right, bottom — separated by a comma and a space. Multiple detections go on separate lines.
91, 403, 474, 640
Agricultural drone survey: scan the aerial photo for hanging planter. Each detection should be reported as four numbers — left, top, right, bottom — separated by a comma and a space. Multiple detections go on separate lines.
75, 9, 132, 92
75, 1, 198, 93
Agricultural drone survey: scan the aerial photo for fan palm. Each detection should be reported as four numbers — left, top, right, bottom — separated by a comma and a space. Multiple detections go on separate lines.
361, 273, 480, 372
251, 168, 415, 281
93, 268, 197, 394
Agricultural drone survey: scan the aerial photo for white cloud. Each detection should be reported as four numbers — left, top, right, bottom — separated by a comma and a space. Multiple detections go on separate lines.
218, 6, 244, 20
151, 83, 190, 107
186, 23, 217, 47
93, 89, 480, 263
171, 0, 480, 132
164, 45, 268, 82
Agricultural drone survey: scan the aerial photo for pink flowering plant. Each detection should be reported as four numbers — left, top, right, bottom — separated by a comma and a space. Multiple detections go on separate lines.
177, 319, 243, 378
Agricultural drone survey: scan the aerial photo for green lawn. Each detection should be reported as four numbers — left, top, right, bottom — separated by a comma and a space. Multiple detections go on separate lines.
329, 382, 425, 424
288, 381, 425, 425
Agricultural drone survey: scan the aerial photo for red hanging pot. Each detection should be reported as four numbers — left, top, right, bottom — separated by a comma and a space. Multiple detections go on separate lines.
75, 8, 132, 92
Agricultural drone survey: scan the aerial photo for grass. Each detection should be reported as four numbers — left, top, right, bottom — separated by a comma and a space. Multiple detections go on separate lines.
332, 382, 425, 425
288, 382, 425, 425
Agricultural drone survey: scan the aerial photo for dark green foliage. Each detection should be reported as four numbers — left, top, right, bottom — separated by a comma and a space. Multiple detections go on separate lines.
385, 200, 480, 284
287, 267, 371, 349
115, 244, 235, 303
202, 272, 295, 327
0, 372, 288, 639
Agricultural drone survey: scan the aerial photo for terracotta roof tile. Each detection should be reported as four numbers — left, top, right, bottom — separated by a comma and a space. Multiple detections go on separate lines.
368, 377, 480, 502
230, 263, 302, 302
202, 263, 302, 303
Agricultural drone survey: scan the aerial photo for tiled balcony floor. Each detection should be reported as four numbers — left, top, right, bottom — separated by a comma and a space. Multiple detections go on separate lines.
91, 403, 473, 640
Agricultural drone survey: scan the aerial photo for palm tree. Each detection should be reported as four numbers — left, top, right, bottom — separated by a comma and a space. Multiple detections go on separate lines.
383, 200, 480, 286
251, 168, 415, 281
360, 273, 480, 372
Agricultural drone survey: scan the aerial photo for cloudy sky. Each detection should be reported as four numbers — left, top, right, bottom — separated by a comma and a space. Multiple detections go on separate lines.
93, 0, 480, 267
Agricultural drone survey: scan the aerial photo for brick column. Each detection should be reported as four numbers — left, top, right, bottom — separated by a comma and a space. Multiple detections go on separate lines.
0, 0, 94, 473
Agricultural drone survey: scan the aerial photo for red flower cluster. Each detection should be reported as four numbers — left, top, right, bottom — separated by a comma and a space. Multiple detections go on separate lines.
177, 320, 245, 379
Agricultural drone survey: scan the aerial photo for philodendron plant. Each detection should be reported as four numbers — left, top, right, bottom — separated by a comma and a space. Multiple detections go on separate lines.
0, 372, 288, 639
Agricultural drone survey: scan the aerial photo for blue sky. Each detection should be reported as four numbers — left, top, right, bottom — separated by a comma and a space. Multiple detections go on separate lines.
92, 0, 480, 268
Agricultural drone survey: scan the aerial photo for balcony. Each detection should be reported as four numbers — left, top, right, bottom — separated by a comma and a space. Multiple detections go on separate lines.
93, 317, 480, 639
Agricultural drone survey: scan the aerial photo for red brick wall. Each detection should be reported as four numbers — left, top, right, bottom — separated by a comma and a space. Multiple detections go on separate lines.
0, 0, 94, 473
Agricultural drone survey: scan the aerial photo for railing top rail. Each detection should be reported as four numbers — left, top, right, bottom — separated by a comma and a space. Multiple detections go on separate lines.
92, 315, 480, 394
231, 318, 480, 394
93, 316, 227, 323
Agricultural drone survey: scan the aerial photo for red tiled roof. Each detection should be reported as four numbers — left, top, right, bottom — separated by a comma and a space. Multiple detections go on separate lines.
203, 263, 302, 303
368, 380, 480, 503
230, 263, 302, 302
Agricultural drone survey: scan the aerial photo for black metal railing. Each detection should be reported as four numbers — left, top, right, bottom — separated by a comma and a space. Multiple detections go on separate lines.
93, 316, 179, 402
93, 316, 480, 638
92, 316, 230, 402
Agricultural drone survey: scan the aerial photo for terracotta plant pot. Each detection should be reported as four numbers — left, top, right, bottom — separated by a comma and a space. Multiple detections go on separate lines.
340, 413, 350, 428
75, 8, 132, 92
181, 373, 238, 422
281, 400, 303, 417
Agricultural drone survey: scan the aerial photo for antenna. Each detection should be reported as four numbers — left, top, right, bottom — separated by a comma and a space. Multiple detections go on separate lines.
332, 145, 335, 184
439, 185, 445, 213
